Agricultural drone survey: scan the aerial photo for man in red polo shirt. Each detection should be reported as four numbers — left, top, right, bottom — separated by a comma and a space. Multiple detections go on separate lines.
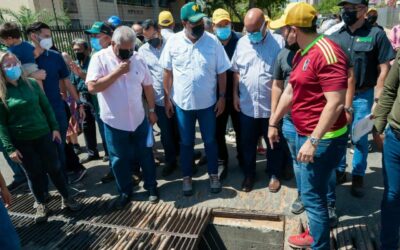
268, 3, 349, 249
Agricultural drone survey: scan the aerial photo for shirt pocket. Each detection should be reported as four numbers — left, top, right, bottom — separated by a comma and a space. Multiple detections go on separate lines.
352, 41, 373, 87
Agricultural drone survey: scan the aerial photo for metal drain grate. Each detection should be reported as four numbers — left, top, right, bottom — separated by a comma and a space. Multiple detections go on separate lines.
9, 193, 212, 249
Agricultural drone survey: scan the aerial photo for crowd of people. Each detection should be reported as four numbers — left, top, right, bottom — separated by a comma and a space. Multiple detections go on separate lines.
0, 0, 399, 249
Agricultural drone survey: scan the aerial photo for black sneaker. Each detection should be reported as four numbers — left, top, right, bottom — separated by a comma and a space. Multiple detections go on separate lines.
115, 194, 131, 210
101, 171, 115, 184
291, 196, 305, 215
80, 154, 101, 164
35, 204, 48, 223
148, 188, 159, 204
162, 162, 177, 177
328, 206, 338, 228
73, 144, 83, 155
7, 179, 27, 191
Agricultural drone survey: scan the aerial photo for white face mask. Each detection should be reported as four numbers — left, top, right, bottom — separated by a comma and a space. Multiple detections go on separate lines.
39, 37, 53, 50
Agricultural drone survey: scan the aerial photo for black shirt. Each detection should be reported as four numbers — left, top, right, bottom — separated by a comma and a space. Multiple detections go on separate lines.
272, 48, 296, 87
329, 22, 395, 90
218, 31, 240, 100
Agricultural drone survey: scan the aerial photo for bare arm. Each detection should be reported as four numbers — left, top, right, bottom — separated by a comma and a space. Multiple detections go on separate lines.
271, 79, 284, 114
163, 69, 173, 98
269, 83, 293, 126
375, 62, 391, 100
215, 72, 227, 117
233, 72, 240, 111
143, 85, 156, 110
345, 68, 355, 109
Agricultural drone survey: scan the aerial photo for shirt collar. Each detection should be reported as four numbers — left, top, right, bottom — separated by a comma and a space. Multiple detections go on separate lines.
301, 34, 324, 56
341, 20, 370, 34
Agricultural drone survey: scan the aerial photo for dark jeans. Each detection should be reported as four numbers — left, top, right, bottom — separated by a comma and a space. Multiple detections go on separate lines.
216, 99, 242, 165
239, 113, 285, 179
104, 119, 157, 196
155, 105, 179, 165
0, 142, 26, 183
65, 142, 86, 173
95, 114, 109, 156
82, 105, 99, 156
0, 200, 20, 250
175, 105, 218, 177
14, 133, 70, 203
381, 126, 400, 250
297, 133, 347, 250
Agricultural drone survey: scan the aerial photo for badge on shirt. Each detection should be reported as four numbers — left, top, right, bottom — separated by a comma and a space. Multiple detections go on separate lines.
356, 37, 373, 43
302, 59, 310, 71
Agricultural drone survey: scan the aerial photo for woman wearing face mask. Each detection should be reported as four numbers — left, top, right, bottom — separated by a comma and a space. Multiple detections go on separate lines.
0, 52, 82, 223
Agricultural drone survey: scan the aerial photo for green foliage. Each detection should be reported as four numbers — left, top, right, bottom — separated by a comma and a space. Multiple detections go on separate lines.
316, 0, 341, 15
0, 6, 70, 28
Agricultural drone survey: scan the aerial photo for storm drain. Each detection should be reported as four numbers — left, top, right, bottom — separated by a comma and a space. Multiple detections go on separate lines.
9, 193, 212, 249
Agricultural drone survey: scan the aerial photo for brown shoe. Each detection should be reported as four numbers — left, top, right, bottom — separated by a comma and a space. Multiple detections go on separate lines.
241, 177, 255, 192
351, 175, 364, 198
268, 177, 281, 193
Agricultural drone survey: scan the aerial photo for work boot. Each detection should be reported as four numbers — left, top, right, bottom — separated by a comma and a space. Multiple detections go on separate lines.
182, 176, 193, 196
35, 204, 48, 223
209, 174, 222, 194
351, 175, 364, 198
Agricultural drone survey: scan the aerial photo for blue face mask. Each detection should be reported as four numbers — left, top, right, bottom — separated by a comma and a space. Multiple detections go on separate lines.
4, 65, 22, 81
216, 26, 232, 41
90, 37, 102, 51
248, 22, 266, 44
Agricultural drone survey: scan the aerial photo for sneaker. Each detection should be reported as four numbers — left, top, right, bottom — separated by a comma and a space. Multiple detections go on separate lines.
73, 144, 82, 155
162, 162, 177, 177
69, 169, 87, 184
35, 204, 48, 223
115, 194, 131, 210
329, 206, 338, 228
101, 171, 115, 184
291, 196, 305, 215
288, 229, 313, 249
148, 188, 159, 204
7, 179, 27, 191
210, 174, 222, 194
182, 176, 193, 196
62, 197, 82, 211
351, 175, 364, 198
80, 154, 101, 164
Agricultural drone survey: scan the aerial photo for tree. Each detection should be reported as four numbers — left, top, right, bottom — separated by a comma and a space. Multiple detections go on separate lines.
316, 0, 341, 15
0, 6, 70, 28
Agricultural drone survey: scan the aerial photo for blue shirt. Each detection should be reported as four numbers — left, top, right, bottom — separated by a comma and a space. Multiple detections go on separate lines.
231, 32, 284, 118
36, 50, 70, 126
138, 42, 165, 107
160, 31, 231, 110
8, 41, 35, 64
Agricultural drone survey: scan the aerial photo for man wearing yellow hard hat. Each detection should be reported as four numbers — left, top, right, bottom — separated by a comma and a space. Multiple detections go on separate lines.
158, 10, 175, 40
269, 3, 349, 249
366, 7, 383, 30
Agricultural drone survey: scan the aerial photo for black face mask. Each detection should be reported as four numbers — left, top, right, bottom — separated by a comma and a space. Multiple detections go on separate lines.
190, 24, 205, 39
148, 37, 161, 48
75, 52, 85, 61
118, 49, 133, 60
367, 15, 378, 25
285, 41, 300, 51
342, 10, 358, 26
137, 35, 145, 42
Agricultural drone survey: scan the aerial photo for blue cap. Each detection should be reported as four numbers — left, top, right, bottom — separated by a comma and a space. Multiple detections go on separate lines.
108, 16, 121, 27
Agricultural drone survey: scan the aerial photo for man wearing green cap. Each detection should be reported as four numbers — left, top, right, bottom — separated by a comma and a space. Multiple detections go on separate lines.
160, 2, 231, 196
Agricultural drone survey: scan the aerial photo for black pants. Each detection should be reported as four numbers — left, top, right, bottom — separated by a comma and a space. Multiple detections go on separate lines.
14, 134, 69, 203
82, 105, 99, 156
216, 99, 242, 166
65, 142, 86, 173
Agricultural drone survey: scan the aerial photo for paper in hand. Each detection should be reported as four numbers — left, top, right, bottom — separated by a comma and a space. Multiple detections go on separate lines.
352, 114, 374, 143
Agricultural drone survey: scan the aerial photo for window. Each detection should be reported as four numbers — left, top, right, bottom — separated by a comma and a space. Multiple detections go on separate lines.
63, 0, 78, 13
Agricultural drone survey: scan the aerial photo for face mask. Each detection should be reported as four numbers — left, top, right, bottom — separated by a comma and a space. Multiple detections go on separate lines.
4, 65, 22, 81
248, 22, 266, 44
39, 37, 53, 50
90, 37, 102, 51
148, 37, 161, 48
190, 24, 205, 39
118, 49, 133, 60
367, 15, 378, 25
216, 26, 231, 41
342, 10, 358, 26
284, 28, 300, 51
75, 52, 85, 61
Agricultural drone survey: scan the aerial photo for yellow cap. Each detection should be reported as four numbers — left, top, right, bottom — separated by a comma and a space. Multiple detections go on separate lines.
212, 8, 231, 24
264, 15, 270, 22
269, 3, 317, 30
367, 8, 378, 14
158, 11, 174, 27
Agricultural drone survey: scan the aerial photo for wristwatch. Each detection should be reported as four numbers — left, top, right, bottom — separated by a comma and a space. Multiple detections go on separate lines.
344, 107, 354, 114
309, 136, 320, 146
148, 108, 155, 113
374, 97, 379, 103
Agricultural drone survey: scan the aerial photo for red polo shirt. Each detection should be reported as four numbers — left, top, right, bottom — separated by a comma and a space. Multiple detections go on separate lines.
289, 35, 348, 136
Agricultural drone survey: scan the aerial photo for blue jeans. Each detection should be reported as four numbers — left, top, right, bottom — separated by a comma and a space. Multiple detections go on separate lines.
0, 200, 20, 250
175, 105, 218, 177
104, 119, 157, 196
95, 114, 109, 156
282, 117, 299, 192
381, 126, 400, 250
297, 133, 347, 250
338, 88, 374, 176
156, 105, 178, 165
240, 113, 285, 178
0, 142, 26, 183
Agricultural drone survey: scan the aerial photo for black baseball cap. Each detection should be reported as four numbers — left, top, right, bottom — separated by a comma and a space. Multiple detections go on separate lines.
338, 0, 368, 6
85, 22, 114, 36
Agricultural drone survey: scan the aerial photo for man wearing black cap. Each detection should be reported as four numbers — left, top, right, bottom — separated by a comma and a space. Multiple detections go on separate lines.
329, 0, 395, 198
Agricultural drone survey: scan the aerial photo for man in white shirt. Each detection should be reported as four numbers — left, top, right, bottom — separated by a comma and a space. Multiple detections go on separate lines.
86, 26, 158, 209
160, 2, 231, 196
